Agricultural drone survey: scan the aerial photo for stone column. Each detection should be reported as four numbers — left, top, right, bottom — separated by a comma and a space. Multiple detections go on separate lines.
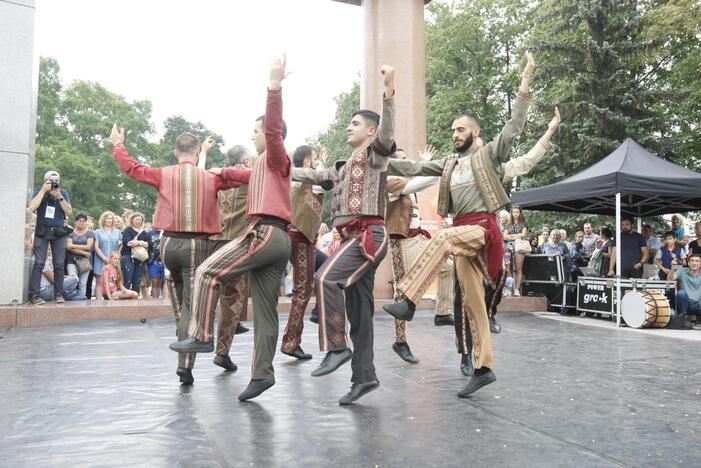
0, 0, 37, 305
334, 0, 436, 298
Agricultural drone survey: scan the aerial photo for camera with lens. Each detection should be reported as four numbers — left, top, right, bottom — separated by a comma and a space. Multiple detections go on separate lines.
50, 178, 60, 189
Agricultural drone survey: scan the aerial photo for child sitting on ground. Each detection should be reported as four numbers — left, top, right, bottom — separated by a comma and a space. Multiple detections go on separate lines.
101, 252, 138, 300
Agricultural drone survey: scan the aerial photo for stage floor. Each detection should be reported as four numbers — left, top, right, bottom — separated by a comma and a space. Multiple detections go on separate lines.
1, 311, 699, 467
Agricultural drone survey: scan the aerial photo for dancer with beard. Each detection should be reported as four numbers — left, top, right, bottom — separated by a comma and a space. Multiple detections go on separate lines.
384, 52, 536, 397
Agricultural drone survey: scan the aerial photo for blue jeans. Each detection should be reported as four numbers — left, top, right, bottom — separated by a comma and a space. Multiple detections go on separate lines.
676, 290, 701, 317
66, 263, 90, 298
121, 255, 144, 293
40, 276, 79, 301
30, 231, 67, 299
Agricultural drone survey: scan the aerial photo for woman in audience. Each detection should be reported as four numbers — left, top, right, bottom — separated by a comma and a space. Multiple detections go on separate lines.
101, 252, 138, 300
93, 211, 121, 300
121, 212, 151, 294
528, 234, 540, 254
671, 214, 690, 252
503, 207, 528, 295
66, 212, 95, 298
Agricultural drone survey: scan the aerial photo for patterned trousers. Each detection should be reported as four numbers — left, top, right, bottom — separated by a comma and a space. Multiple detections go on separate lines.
187, 223, 290, 380
390, 235, 454, 343
317, 225, 388, 383
395, 225, 494, 369
455, 267, 505, 354
280, 239, 316, 353
209, 240, 250, 357
161, 236, 210, 370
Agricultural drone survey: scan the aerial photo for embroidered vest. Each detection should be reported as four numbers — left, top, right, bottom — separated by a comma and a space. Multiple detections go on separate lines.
436, 146, 509, 216
291, 183, 324, 243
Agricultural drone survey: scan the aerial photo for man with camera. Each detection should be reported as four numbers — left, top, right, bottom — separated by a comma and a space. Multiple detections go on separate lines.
28, 170, 73, 305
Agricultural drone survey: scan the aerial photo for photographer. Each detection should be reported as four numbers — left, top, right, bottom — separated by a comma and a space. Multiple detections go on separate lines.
27, 170, 73, 305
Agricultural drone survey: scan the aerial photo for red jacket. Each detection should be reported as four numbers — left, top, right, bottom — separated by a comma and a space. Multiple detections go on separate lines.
246, 89, 292, 223
112, 144, 250, 234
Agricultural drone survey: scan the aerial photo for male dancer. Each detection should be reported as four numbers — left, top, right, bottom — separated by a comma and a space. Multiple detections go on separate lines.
386, 147, 455, 364
384, 52, 537, 397
280, 145, 329, 360
202, 144, 253, 371
109, 126, 249, 386
170, 56, 292, 401
291, 65, 396, 404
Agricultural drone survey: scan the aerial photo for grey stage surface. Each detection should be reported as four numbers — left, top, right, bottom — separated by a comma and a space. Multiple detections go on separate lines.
1, 312, 700, 467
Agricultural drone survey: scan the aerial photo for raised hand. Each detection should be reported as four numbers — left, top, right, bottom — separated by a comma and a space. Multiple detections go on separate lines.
110, 123, 125, 146
269, 54, 290, 90
522, 51, 536, 79
549, 107, 561, 130
317, 147, 328, 165
418, 145, 437, 161
202, 136, 215, 154
380, 65, 395, 96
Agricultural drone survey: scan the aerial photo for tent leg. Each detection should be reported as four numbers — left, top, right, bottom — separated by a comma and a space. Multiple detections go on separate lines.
616, 193, 622, 327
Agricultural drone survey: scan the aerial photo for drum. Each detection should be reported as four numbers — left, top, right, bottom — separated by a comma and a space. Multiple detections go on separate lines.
621, 290, 671, 329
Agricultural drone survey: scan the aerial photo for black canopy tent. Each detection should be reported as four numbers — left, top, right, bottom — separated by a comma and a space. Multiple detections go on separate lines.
511, 138, 701, 326
511, 138, 701, 217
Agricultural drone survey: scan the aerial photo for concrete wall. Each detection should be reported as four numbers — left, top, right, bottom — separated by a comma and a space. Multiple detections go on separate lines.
0, 0, 37, 305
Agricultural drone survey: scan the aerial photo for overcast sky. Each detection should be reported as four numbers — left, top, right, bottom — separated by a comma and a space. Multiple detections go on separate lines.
35, 0, 362, 152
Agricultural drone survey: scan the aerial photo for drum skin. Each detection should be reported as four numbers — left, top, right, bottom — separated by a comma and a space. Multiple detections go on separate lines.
621, 290, 671, 329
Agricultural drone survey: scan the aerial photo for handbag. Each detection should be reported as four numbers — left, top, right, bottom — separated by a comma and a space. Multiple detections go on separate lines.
131, 246, 149, 262
514, 238, 532, 254
75, 256, 93, 274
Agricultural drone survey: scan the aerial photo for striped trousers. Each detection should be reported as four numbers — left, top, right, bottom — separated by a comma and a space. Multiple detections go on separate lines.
390, 235, 454, 343
187, 223, 290, 380
161, 236, 211, 370
280, 238, 316, 354
395, 225, 494, 369
317, 225, 388, 383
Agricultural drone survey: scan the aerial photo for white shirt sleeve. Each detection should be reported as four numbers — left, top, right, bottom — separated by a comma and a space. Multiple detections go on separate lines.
197, 152, 207, 170
401, 176, 440, 195
502, 140, 550, 182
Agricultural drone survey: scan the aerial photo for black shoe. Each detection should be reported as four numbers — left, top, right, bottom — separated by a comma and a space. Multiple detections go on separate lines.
282, 346, 313, 360
169, 336, 214, 353
176, 367, 194, 385
55, 295, 65, 304
392, 342, 419, 363
213, 354, 238, 371
434, 314, 455, 326
383, 300, 416, 321
460, 353, 474, 377
235, 323, 249, 334
309, 307, 319, 324
30, 296, 45, 305
311, 349, 353, 377
489, 316, 501, 334
458, 369, 496, 397
238, 379, 275, 401
338, 380, 380, 405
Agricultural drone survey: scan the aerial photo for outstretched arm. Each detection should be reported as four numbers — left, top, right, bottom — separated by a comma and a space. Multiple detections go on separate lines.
197, 136, 215, 170
110, 124, 162, 189
502, 107, 560, 181
265, 55, 291, 178
369, 66, 397, 166
489, 52, 536, 163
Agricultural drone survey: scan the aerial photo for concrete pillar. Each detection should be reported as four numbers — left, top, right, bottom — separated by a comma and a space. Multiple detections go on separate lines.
0, 0, 37, 305
334, 0, 435, 298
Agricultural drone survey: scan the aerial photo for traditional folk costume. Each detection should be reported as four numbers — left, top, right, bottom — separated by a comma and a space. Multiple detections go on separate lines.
292, 95, 395, 401
171, 88, 292, 400
386, 176, 454, 362
280, 179, 325, 356
111, 143, 249, 384
387, 90, 532, 395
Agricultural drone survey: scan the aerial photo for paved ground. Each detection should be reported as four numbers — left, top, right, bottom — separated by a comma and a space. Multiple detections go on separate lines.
1, 311, 700, 467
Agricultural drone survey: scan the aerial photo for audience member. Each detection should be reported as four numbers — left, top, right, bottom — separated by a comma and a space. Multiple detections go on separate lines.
671, 214, 690, 251
528, 235, 539, 254
608, 216, 649, 278
688, 221, 701, 257
66, 212, 95, 298
324, 228, 342, 256
674, 253, 701, 328
101, 252, 138, 300
94, 211, 122, 300
39, 248, 85, 301
147, 224, 164, 299
542, 229, 569, 257
27, 170, 73, 305
538, 225, 550, 247
121, 212, 151, 294
114, 216, 125, 232
581, 222, 599, 260
655, 230, 686, 280
503, 207, 528, 295
641, 224, 661, 278
570, 231, 587, 280
589, 227, 613, 277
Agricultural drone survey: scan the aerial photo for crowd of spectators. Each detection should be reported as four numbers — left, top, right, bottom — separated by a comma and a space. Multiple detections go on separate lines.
27, 170, 165, 305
